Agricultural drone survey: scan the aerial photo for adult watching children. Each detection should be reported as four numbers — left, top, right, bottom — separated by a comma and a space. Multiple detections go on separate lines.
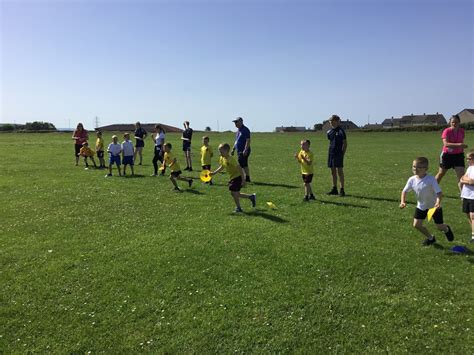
133, 121, 147, 165
232, 117, 252, 182
435, 114, 468, 190
181, 121, 193, 171
72, 123, 88, 166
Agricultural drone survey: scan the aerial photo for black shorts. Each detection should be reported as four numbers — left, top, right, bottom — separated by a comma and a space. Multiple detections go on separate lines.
440, 153, 465, 170
229, 176, 242, 192
182, 141, 191, 151
462, 199, 474, 213
170, 170, 182, 178
414, 207, 444, 224
302, 174, 313, 183
97, 150, 104, 158
202, 165, 211, 170
74, 144, 82, 157
136, 140, 145, 148
328, 152, 344, 168
237, 152, 250, 168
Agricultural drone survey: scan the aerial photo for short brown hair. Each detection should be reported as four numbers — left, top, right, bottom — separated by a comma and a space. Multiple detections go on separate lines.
414, 157, 429, 168
203, 136, 209, 141
468, 150, 474, 159
329, 114, 341, 122
218, 143, 231, 152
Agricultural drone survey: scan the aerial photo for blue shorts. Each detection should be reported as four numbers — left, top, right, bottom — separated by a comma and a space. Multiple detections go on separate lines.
182, 141, 191, 151
123, 155, 134, 165
136, 140, 145, 148
110, 155, 121, 165
328, 152, 344, 168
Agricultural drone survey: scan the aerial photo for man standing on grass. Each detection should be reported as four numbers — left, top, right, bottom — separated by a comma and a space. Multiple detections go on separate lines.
327, 114, 347, 196
232, 117, 252, 182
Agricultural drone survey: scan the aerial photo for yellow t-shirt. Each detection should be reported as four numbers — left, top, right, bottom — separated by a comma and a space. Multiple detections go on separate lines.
200, 145, 213, 166
219, 155, 241, 180
96, 137, 104, 151
297, 149, 313, 175
79, 147, 95, 157
163, 152, 181, 172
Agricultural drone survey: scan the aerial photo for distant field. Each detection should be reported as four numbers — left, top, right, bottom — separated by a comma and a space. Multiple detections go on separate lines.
1, 131, 473, 353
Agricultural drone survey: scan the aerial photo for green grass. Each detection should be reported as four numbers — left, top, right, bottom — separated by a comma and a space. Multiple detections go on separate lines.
1, 131, 473, 353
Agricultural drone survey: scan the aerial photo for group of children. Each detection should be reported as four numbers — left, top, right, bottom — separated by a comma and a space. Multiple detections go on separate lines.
75, 115, 474, 245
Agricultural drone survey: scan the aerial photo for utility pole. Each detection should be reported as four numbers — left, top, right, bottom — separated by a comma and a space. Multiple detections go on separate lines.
94, 116, 99, 129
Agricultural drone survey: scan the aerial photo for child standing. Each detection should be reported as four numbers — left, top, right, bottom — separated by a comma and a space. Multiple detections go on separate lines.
106, 135, 122, 177
400, 157, 454, 246
210, 143, 256, 213
459, 150, 474, 243
122, 133, 135, 176
295, 139, 315, 201
95, 131, 106, 169
151, 125, 166, 176
201, 136, 214, 184
162, 143, 193, 191
79, 142, 97, 169
326, 114, 347, 196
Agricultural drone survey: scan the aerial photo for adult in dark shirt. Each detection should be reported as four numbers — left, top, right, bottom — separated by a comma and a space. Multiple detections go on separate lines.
133, 121, 147, 165
326, 115, 347, 196
232, 117, 252, 182
181, 121, 193, 171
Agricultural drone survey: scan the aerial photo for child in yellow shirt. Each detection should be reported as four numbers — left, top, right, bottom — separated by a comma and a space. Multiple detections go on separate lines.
200, 136, 214, 184
95, 131, 106, 169
210, 143, 256, 212
295, 139, 315, 201
162, 143, 193, 192
79, 141, 97, 169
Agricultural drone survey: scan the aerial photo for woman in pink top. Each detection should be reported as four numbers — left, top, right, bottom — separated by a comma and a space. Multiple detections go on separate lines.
435, 115, 468, 187
72, 123, 89, 166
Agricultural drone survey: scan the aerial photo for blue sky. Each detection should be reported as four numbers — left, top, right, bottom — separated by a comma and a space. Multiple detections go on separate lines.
1, 0, 472, 132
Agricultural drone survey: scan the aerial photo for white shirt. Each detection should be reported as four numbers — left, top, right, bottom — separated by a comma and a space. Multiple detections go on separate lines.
403, 174, 441, 210
155, 132, 165, 146
107, 142, 122, 156
122, 140, 134, 156
461, 166, 474, 200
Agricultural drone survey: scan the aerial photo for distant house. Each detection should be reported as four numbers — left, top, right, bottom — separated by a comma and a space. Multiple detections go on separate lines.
457, 109, 474, 124
362, 123, 383, 130
321, 119, 359, 131
382, 117, 401, 129
96, 123, 183, 133
382, 113, 446, 128
275, 126, 307, 132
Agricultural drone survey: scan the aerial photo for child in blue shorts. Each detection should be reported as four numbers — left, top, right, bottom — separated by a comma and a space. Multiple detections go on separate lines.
106, 135, 122, 177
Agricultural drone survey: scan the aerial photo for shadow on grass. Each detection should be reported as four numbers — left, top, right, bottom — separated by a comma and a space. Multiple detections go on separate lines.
252, 181, 299, 189
433, 244, 474, 263
345, 194, 399, 203
123, 174, 146, 178
230, 209, 289, 223
316, 199, 369, 209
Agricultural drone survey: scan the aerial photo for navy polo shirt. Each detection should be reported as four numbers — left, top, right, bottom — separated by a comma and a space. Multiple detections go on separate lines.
327, 126, 346, 154
234, 125, 251, 153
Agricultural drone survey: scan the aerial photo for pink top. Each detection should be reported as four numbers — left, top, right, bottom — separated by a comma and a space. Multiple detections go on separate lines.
73, 129, 88, 145
441, 127, 464, 154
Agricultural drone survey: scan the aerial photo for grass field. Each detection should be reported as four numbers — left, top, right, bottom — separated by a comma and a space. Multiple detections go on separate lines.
1, 131, 473, 353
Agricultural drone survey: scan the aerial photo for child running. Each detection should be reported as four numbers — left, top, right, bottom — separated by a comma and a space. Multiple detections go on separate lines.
210, 143, 256, 213
400, 157, 454, 246
79, 141, 97, 169
122, 133, 135, 176
106, 135, 122, 177
201, 136, 214, 184
162, 143, 193, 191
459, 150, 474, 243
295, 139, 315, 201
95, 131, 106, 169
